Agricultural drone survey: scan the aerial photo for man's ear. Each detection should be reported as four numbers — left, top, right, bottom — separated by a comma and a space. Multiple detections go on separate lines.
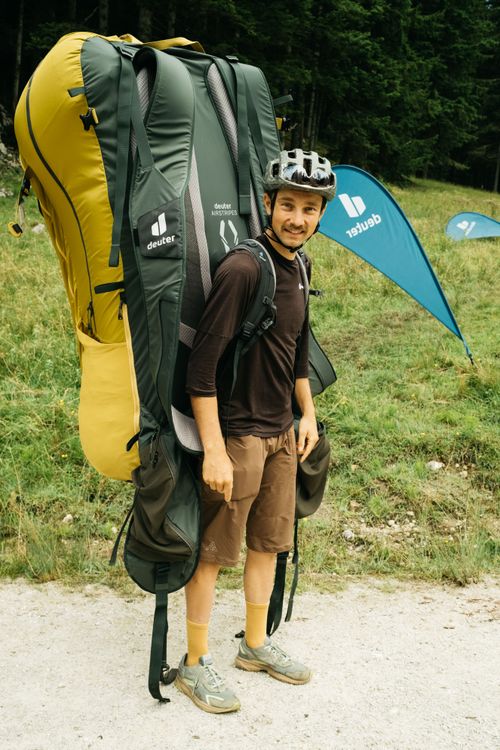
263, 192, 272, 216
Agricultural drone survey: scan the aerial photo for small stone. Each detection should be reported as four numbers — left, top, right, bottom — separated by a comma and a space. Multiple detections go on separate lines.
388, 519, 396, 526
350, 464, 359, 471
342, 529, 355, 541
459, 470, 468, 478
111, 526, 118, 534
62, 514, 74, 524
426, 460, 444, 471
32, 223, 46, 234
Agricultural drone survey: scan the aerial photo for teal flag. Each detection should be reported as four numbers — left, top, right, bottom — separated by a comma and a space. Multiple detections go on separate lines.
445, 212, 500, 241
320, 165, 472, 360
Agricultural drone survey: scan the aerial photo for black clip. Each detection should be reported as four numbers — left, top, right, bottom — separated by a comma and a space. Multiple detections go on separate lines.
80, 107, 99, 131
241, 321, 256, 340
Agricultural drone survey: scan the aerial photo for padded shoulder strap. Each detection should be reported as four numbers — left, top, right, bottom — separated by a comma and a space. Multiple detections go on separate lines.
224, 239, 277, 405
231, 239, 276, 348
296, 250, 310, 302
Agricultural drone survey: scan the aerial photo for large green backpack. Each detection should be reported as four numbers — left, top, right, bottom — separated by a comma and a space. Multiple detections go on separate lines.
14, 31, 336, 702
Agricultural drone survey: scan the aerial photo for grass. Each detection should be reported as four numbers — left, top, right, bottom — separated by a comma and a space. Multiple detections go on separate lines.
0, 165, 499, 588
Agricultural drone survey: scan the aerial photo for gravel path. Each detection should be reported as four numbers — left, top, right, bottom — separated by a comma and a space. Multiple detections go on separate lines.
0, 578, 499, 750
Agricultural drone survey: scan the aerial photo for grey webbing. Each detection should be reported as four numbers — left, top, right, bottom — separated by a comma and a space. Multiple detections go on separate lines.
109, 48, 135, 267
224, 57, 251, 216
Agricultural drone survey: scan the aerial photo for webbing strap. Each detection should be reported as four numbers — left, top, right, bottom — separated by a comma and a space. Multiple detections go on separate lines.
244, 77, 269, 174
226, 56, 251, 215
109, 498, 135, 566
109, 49, 135, 267
285, 520, 300, 622
130, 80, 154, 170
148, 565, 174, 702
273, 94, 293, 107
266, 551, 289, 636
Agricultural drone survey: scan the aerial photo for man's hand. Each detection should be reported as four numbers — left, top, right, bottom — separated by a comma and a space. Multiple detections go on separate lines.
202, 448, 233, 501
296, 414, 319, 463
190, 395, 233, 501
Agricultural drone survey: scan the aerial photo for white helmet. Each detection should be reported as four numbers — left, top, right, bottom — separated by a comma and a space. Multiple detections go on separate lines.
263, 149, 336, 201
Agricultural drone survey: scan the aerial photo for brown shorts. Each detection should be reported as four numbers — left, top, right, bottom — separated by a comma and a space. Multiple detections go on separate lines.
199, 426, 297, 566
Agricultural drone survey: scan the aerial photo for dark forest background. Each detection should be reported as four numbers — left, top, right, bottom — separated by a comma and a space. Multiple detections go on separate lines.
1, 0, 499, 189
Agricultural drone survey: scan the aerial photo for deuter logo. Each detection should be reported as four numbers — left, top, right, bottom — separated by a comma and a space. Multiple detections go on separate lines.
339, 193, 366, 218
220, 219, 239, 253
457, 220, 475, 236
152, 212, 167, 237
212, 201, 237, 217
147, 212, 176, 250
339, 193, 382, 239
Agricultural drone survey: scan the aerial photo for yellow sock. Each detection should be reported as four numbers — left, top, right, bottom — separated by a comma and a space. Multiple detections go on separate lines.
186, 619, 209, 666
245, 601, 269, 648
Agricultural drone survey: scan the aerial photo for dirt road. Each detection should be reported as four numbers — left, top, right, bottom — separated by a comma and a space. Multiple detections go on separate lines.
0, 578, 498, 750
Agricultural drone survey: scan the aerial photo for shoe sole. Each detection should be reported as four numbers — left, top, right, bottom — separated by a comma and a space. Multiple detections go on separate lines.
174, 675, 241, 714
234, 656, 311, 685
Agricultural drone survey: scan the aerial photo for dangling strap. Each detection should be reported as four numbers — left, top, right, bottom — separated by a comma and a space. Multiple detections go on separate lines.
108, 501, 134, 566
8, 172, 31, 237
149, 563, 176, 702
266, 550, 289, 636
285, 519, 300, 622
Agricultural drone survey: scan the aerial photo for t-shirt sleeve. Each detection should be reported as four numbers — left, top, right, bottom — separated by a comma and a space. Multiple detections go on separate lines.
186, 251, 261, 396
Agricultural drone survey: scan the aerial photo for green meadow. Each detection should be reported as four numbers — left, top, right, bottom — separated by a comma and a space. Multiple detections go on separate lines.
0, 166, 498, 588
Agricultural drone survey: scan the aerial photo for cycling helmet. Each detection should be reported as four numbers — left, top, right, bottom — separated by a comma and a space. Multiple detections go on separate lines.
263, 149, 336, 202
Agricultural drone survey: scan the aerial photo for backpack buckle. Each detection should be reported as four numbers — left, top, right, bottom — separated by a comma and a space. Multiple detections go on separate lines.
240, 321, 256, 340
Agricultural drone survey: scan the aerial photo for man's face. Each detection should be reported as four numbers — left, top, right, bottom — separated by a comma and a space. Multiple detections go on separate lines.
264, 189, 326, 250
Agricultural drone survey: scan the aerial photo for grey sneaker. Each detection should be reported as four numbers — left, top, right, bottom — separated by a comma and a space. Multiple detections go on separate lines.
235, 637, 312, 684
174, 654, 241, 713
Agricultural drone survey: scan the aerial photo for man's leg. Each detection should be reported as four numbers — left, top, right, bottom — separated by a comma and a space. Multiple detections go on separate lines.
177, 560, 240, 713
184, 560, 220, 665
235, 428, 311, 685
243, 548, 276, 648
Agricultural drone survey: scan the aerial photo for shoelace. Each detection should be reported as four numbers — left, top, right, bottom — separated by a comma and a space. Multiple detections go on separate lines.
203, 664, 225, 690
265, 642, 291, 665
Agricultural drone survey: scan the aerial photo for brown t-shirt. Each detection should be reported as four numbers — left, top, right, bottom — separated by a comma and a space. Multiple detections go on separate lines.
185, 235, 310, 436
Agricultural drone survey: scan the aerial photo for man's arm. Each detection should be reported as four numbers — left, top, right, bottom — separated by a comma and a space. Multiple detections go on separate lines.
191, 395, 233, 501
294, 377, 318, 462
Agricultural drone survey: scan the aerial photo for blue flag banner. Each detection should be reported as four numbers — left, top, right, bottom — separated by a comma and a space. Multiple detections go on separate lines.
445, 212, 500, 241
320, 165, 472, 359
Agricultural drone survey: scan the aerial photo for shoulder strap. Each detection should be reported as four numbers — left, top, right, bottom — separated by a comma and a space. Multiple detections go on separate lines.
234, 239, 276, 353
296, 250, 310, 302
224, 238, 277, 405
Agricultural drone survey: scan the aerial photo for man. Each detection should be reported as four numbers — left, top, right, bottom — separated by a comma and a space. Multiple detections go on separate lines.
175, 149, 336, 713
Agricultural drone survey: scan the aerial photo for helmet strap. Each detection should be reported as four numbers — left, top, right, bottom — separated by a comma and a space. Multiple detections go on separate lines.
264, 224, 304, 253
